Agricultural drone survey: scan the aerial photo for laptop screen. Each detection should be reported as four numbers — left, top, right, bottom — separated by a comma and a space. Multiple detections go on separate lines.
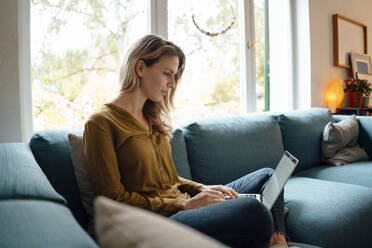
262, 151, 298, 209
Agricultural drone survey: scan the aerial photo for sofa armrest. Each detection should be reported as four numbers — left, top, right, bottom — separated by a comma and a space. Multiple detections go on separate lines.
333, 115, 372, 158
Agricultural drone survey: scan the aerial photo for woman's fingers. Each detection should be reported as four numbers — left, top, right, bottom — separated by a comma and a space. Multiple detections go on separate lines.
200, 185, 239, 199
204, 189, 225, 199
231, 188, 239, 198
196, 192, 225, 207
212, 185, 238, 199
184, 191, 229, 210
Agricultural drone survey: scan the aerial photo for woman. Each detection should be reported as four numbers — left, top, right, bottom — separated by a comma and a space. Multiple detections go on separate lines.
83, 34, 289, 248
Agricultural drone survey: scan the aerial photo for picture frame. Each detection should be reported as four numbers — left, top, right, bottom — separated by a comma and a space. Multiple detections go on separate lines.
333, 14, 367, 69
357, 72, 372, 82
351, 52, 372, 78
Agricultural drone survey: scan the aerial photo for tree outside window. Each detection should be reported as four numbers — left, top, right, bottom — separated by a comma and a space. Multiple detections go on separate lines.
31, 0, 147, 131
31, 0, 267, 130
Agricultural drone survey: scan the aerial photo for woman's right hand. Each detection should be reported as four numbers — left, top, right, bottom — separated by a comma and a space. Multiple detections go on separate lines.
182, 190, 226, 210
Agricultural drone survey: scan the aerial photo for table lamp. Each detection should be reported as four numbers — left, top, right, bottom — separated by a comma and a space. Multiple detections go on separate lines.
325, 78, 344, 113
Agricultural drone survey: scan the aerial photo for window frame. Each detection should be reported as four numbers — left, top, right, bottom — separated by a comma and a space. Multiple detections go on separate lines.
20, 0, 33, 142
23, 0, 268, 140
151, 0, 259, 114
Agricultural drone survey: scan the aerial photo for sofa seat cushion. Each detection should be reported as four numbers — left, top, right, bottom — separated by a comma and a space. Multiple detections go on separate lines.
30, 129, 89, 228
285, 177, 372, 248
0, 199, 98, 248
0, 143, 64, 203
295, 161, 372, 188
278, 108, 334, 174
182, 114, 284, 185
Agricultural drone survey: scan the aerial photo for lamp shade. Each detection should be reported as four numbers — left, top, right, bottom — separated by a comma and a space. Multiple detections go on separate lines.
325, 78, 344, 113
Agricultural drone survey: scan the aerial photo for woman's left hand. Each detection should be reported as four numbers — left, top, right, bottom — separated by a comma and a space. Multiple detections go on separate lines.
199, 185, 239, 199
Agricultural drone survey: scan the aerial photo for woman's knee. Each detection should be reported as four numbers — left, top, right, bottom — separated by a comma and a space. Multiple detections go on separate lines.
257, 167, 274, 176
238, 198, 272, 219
236, 198, 274, 240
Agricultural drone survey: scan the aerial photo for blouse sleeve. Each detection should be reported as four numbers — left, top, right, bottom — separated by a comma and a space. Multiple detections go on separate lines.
178, 176, 204, 196
83, 121, 185, 216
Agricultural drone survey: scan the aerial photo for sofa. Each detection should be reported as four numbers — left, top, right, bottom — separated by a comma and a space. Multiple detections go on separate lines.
1, 107, 372, 248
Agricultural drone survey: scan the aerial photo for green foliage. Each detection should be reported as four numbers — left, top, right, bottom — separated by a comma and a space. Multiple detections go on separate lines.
209, 76, 240, 106
345, 78, 372, 96
32, 0, 138, 130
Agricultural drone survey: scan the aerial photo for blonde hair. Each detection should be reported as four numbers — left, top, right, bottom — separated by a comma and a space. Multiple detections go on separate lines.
119, 35, 186, 138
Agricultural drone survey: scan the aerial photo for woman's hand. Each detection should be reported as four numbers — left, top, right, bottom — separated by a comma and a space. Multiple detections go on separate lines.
182, 190, 226, 210
199, 185, 239, 199
182, 185, 239, 210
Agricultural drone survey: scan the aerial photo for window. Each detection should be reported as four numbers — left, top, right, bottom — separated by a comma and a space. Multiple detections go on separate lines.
168, 0, 241, 121
31, 0, 148, 131
268, 0, 294, 111
254, 0, 268, 112
31, 0, 270, 130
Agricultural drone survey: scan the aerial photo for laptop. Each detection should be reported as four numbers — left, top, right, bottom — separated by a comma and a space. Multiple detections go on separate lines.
225, 151, 298, 210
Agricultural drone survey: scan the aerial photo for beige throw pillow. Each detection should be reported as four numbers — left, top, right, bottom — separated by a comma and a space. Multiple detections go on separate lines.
321, 115, 369, 165
68, 134, 96, 235
322, 115, 358, 158
94, 196, 229, 248
327, 144, 369, 166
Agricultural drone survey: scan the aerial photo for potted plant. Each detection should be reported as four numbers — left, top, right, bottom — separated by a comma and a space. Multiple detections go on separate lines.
344, 78, 372, 107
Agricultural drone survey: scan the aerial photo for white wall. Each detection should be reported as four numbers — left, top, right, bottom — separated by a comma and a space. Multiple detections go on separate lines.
0, 0, 32, 143
309, 0, 372, 107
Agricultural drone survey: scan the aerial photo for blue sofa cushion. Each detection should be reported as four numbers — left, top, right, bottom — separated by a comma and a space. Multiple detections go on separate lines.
170, 128, 193, 180
0, 143, 64, 203
182, 114, 285, 185
29, 129, 89, 228
278, 108, 334, 173
0, 199, 98, 248
296, 161, 372, 188
285, 177, 372, 248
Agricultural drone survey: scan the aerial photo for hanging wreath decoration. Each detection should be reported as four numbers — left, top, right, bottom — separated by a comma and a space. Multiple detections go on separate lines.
192, 6, 236, 37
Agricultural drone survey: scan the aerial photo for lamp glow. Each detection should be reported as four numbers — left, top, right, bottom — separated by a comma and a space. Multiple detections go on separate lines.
325, 78, 344, 113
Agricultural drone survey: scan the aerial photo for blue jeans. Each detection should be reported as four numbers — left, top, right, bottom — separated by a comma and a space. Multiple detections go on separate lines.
169, 168, 286, 248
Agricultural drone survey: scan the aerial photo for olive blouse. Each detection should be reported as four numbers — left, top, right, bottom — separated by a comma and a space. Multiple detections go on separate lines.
83, 103, 203, 216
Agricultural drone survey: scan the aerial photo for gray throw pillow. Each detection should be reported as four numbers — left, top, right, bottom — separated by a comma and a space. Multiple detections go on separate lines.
94, 196, 229, 248
68, 134, 96, 236
322, 115, 369, 165
327, 144, 369, 166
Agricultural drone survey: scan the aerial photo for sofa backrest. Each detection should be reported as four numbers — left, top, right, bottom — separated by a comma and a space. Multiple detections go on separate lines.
29, 128, 194, 229
26, 108, 338, 220
30, 129, 89, 229
0, 142, 65, 204
277, 108, 334, 174
181, 114, 285, 185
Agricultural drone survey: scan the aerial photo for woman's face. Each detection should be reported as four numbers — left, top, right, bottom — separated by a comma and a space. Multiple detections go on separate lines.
138, 55, 179, 102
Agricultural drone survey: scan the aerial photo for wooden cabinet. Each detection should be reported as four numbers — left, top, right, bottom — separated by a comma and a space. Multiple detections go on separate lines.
336, 107, 372, 116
